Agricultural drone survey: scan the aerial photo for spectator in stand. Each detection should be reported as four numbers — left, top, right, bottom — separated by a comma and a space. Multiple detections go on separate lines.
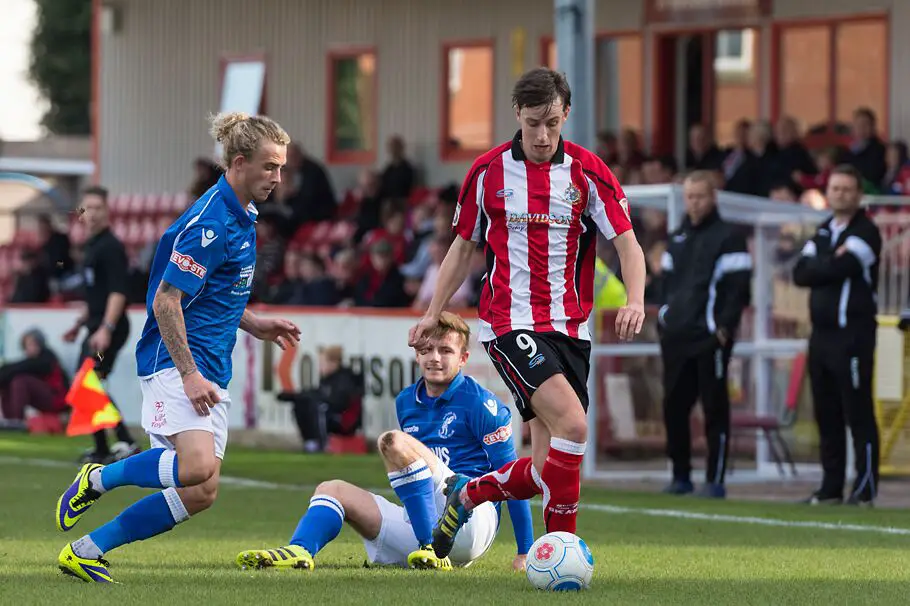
0, 329, 69, 429
401, 204, 455, 283
775, 116, 817, 187
686, 124, 726, 171
882, 140, 910, 195
843, 107, 887, 190
412, 236, 473, 311
351, 169, 383, 241
356, 239, 409, 308
722, 119, 762, 196
10, 249, 50, 303
596, 130, 618, 166
378, 135, 416, 201
188, 157, 222, 199
800, 147, 838, 193
286, 253, 341, 307
361, 200, 409, 266
284, 142, 337, 227
268, 248, 302, 305
768, 181, 800, 203
617, 128, 647, 175
748, 120, 783, 197
642, 155, 678, 184
329, 247, 358, 308
252, 214, 287, 303
36, 214, 73, 280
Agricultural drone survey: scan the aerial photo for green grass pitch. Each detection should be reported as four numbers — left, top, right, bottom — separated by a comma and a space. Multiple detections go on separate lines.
1, 434, 909, 605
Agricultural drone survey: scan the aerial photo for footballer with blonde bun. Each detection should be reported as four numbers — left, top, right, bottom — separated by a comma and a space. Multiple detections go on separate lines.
56, 112, 301, 583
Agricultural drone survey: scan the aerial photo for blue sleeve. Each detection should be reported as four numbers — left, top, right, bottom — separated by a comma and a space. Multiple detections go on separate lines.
469, 393, 517, 470
162, 217, 227, 297
469, 392, 534, 554
506, 499, 534, 555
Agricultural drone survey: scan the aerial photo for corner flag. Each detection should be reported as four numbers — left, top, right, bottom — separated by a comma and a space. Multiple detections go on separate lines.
65, 358, 122, 436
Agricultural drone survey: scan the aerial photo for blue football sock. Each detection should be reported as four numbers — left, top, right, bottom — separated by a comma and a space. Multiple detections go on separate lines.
97, 448, 181, 492
389, 459, 435, 547
85, 488, 190, 555
289, 495, 345, 556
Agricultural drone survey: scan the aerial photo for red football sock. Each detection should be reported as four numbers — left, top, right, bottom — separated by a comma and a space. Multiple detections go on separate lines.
464, 457, 540, 508
540, 438, 585, 533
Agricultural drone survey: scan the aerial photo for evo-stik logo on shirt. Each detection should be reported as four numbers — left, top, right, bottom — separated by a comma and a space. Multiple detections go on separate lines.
170, 251, 206, 278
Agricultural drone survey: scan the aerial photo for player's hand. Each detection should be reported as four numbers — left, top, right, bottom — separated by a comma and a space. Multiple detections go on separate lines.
254, 317, 301, 350
615, 301, 645, 341
62, 325, 80, 343
512, 554, 527, 571
88, 327, 111, 353
408, 314, 439, 349
182, 371, 220, 416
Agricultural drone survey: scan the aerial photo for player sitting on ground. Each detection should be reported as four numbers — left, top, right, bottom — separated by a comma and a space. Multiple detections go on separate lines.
236, 312, 534, 571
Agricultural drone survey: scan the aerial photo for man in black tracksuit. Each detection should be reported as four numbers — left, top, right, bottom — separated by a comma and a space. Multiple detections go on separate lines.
793, 165, 881, 506
658, 171, 752, 499
62, 186, 140, 463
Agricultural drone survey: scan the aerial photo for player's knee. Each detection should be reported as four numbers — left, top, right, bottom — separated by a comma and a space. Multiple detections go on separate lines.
178, 456, 217, 487
377, 430, 405, 456
178, 481, 218, 515
552, 415, 588, 445
315, 479, 347, 499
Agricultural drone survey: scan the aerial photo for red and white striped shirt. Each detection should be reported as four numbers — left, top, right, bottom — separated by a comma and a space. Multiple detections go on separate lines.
454, 132, 632, 342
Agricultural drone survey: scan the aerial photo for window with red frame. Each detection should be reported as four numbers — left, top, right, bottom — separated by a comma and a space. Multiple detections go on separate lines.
442, 42, 494, 160
328, 50, 377, 163
774, 17, 887, 146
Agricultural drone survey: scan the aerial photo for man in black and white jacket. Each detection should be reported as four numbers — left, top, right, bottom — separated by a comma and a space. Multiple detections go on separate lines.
793, 164, 881, 506
658, 171, 752, 499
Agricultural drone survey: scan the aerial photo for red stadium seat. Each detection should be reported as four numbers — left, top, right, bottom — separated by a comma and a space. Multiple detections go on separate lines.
127, 194, 145, 216
110, 194, 130, 217
140, 217, 157, 244
172, 192, 190, 214
142, 194, 160, 217
729, 353, 805, 477
112, 219, 128, 241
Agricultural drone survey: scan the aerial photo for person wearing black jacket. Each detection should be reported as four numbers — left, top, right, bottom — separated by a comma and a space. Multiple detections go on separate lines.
62, 186, 140, 463
657, 171, 752, 499
793, 164, 881, 506
279, 345, 364, 453
0, 329, 69, 427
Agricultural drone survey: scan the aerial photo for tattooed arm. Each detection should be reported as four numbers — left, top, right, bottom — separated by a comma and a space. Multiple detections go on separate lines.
152, 280, 197, 378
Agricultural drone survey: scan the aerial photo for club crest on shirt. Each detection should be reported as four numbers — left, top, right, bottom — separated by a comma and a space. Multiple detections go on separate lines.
438, 411, 457, 439
563, 183, 582, 205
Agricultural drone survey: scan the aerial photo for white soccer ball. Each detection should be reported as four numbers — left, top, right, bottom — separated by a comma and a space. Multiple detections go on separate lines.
526, 531, 594, 591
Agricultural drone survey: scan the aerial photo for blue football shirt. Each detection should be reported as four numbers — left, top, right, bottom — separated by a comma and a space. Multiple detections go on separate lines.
135, 176, 258, 388
395, 373, 518, 477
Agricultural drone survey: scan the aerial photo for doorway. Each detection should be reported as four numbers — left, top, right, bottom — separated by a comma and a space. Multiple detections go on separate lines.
653, 28, 760, 163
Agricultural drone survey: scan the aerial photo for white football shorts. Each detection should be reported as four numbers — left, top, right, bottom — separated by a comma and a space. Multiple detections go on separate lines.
363, 460, 499, 567
140, 367, 231, 460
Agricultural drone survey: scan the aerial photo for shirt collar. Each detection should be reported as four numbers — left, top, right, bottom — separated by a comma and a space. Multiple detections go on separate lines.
510, 130, 565, 164
414, 372, 466, 406
216, 175, 258, 225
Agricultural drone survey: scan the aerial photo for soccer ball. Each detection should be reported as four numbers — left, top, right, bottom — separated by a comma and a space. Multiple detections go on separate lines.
525, 531, 594, 591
